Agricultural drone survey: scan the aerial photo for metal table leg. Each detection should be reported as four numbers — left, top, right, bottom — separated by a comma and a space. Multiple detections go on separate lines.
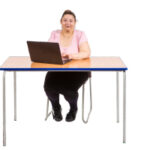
14, 71, 17, 121
3, 71, 6, 146
123, 71, 126, 143
116, 72, 119, 123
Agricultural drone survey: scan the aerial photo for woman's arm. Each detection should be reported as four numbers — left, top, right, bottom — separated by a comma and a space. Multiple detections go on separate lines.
63, 42, 91, 60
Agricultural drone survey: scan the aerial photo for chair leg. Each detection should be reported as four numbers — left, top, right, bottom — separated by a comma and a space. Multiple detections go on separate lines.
45, 98, 52, 121
82, 77, 92, 123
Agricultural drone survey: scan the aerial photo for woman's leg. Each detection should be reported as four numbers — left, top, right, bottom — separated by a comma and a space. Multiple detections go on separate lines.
60, 89, 78, 122
44, 72, 63, 121
63, 72, 89, 91
44, 88, 61, 111
63, 90, 79, 112
60, 72, 89, 121
43, 72, 90, 122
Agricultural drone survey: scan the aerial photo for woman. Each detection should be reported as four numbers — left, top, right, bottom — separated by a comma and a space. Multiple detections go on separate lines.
44, 10, 90, 122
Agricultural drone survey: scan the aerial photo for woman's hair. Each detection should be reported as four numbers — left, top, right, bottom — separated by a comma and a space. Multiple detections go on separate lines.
61, 10, 76, 21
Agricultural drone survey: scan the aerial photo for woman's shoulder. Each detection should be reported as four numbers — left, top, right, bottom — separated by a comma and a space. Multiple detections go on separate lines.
48, 30, 61, 41
51, 30, 61, 35
74, 30, 87, 40
74, 30, 85, 35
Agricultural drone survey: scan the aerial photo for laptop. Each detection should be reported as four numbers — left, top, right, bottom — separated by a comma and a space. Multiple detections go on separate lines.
27, 41, 71, 64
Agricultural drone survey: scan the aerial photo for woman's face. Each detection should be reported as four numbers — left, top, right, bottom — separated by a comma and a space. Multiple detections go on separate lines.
61, 14, 76, 32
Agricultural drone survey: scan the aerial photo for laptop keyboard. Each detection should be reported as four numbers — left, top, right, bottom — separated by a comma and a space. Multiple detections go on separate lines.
62, 59, 71, 64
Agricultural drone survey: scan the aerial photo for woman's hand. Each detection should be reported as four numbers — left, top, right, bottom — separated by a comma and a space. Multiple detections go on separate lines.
61, 53, 73, 59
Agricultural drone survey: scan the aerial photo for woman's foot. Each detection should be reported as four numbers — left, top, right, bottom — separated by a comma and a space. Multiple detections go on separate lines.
65, 109, 77, 122
52, 108, 63, 121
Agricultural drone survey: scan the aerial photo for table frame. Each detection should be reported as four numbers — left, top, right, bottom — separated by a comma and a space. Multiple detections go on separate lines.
1, 56, 127, 146
2, 70, 126, 146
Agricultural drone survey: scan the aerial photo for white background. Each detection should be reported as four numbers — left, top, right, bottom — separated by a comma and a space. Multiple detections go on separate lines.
0, 0, 150, 149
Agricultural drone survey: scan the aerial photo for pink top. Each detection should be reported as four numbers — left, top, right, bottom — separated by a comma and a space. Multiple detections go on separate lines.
48, 30, 88, 54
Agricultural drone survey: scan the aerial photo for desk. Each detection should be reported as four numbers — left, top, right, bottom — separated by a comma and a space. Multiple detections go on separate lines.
0, 56, 127, 146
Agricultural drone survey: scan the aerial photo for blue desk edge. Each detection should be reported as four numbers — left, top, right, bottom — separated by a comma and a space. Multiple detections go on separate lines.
0, 68, 128, 71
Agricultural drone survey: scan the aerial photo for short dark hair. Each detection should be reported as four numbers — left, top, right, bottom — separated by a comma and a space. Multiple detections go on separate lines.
61, 10, 76, 21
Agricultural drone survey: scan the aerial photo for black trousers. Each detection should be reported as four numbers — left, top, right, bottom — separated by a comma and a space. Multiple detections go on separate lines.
44, 72, 89, 111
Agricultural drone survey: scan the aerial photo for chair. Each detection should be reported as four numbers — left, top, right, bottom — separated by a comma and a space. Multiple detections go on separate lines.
45, 72, 92, 123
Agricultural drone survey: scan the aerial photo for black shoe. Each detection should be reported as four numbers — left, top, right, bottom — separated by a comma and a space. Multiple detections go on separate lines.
52, 108, 63, 122
65, 109, 77, 122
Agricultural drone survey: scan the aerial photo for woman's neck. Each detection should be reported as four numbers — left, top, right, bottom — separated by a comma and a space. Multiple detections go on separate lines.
61, 30, 74, 38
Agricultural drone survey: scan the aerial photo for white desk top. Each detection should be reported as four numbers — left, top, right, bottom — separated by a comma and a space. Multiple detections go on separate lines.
0, 56, 127, 71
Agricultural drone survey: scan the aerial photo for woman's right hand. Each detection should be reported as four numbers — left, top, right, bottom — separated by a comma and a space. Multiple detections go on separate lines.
61, 53, 69, 60
61, 53, 73, 60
